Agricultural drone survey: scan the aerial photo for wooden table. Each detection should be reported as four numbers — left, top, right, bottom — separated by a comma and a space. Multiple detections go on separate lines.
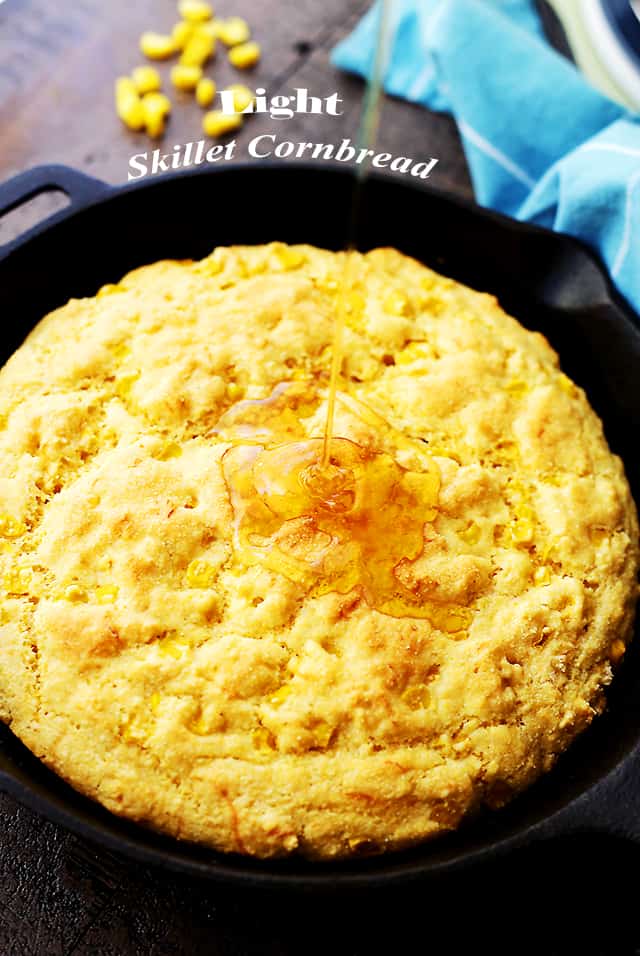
3, 3, 639, 954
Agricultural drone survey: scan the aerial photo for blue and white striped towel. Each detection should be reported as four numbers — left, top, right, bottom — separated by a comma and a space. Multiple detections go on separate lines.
332, 0, 640, 315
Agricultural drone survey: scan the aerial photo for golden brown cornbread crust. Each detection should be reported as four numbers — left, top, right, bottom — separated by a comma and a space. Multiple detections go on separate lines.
0, 244, 637, 859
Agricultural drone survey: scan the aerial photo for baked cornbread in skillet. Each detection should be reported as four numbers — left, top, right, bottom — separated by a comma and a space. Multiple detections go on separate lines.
0, 244, 636, 859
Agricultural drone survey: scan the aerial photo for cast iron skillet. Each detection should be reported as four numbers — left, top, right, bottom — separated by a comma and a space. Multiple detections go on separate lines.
0, 162, 639, 888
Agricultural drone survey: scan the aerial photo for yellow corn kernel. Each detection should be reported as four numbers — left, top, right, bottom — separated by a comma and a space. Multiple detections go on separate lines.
97, 283, 120, 298
429, 604, 472, 634
142, 92, 172, 138
610, 638, 626, 665
95, 584, 118, 604
158, 634, 190, 659
505, 378, 529, 397
114, 77, 145, 131
186, 558, 217, 588
345, 290, 366, 321
202, 109, 242, 137
63, 584, 88, 603
227, 82, 254, 112
139, 32, 176, 60
533, 565, 551, 586
401, 684, 430, 709
188, 713, 210, 735
459, 521, 481, 545
131, 65, 162, 95
226, 382, 244, 400
179, 0, 213, 21
219, 16, 250, 46
0, 513, 26, 538
558, 372, 578, 396
149, 692, 162, 715
269, 684, 292, 706
228, 40, 260, 69
114, 373, 139, 399
3, 567, 32, 595
171, 64, 203, 91
311, 721, 333, 748
512, 517, 534, 545
253, 725, 276, 752
154, 441, 182, 460
180, 29, 216, 67
428, 446, 461, 463
273, 245, 305, 271
420, 274, 436, 291
196, 76, 216, 107
383, 290, 410, 316
172, 20, 195, 49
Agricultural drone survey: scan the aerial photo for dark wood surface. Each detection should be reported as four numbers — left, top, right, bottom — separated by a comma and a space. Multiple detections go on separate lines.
2, 2, 639, 954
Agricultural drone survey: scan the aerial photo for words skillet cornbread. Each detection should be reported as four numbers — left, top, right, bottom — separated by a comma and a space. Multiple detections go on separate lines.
0, 244, 637, 859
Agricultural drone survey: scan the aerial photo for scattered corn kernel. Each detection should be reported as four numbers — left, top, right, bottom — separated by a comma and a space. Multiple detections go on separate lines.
195, 76, 217, 107
226, 82, 254, 112
227, 382, 244, 400
180, 29, 216, 67
139, 32, 176, 60
178, 0, 214, 21
202, 109, 242, 137
269, 684, 292, 706
63, 584, 88, 603
97, 283, 120, 297
153, 440, 182, 460
3, 567, 32, 595
0, 513, 26, 538
114, 76, 145, 131
273, 245, 305, 271
228, 40, 260, 69
149, 692, 162, 715
186, 558, 217, 588
219, 16, 250, 46
383, 291, 410, 316
158, 634, 190, 659
505, 378, 529, 397
142, 91, 172, 138
428, 604, 472, 634
171, 63, 203, 91
188, 713, 210, 735
115, 373, 139, 399
558, 372, 577, 396
131, 65, 162, 95
459, 521, 481, 545
311, 721, 333, 748
533, 565, 551, 586
172, 19, 195, 49
512, 517, 535, 545
95, 584, 118, 604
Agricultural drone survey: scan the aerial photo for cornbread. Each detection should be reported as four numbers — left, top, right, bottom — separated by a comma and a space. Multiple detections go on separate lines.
0, 243, 636, 859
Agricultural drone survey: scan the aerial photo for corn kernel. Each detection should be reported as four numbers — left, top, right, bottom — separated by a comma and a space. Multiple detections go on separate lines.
512, 517, 534, 545
186, 558, 217, 588
158, 634, 190, 659
228, 40, 260, 69
154, 441, 182, 460
188, 713, 210, 735
227, 382, 244, 400
196, 76, 216, 107
311, 721, 333, 748
383, 291, 410, 316
95, 584, 118, 604
558, 372, 577, 396
253, 726, 276, 752
273, 245, 305, 271
63, 584, 88, 603
420, 274, 436, 291
610, 638, 626, 665
459, 521, 481, 545
142, 92, 171, 138
149, 692, 161, 715
505, 378, 529, 397
219, 16, 250, 46
429, 604, 472, 634
3, 567, 32, 595
202, 109, 242, 137
226, 82, 254, 112
114, 373, 139, 399
171, 64, 203, 91
131, 65, 162, 95
345, 290, 366, 318
0, 513, 26, 538
172, 20, 195, 49
139, 32, 176, 60
180, 29, 216, 67
178, 0, 213, 21
533, 565, 551, 586
401, 685, 430, 709
269, 684, 292, 706
114, 77, 145, 131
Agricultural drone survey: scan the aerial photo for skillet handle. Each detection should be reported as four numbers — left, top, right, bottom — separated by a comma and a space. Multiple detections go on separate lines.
0, 165, 110, 248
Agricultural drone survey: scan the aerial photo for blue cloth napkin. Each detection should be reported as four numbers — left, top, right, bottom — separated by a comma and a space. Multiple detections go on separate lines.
332, 0, 640, 315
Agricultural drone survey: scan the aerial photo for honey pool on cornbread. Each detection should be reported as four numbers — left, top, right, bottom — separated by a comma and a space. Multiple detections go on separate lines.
0, 243, 636, 860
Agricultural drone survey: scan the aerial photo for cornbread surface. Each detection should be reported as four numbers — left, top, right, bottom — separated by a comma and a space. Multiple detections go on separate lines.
0, 244, 637, 859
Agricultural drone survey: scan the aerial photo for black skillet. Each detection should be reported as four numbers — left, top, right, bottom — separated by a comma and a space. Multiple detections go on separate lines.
0, 162, 639, 888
